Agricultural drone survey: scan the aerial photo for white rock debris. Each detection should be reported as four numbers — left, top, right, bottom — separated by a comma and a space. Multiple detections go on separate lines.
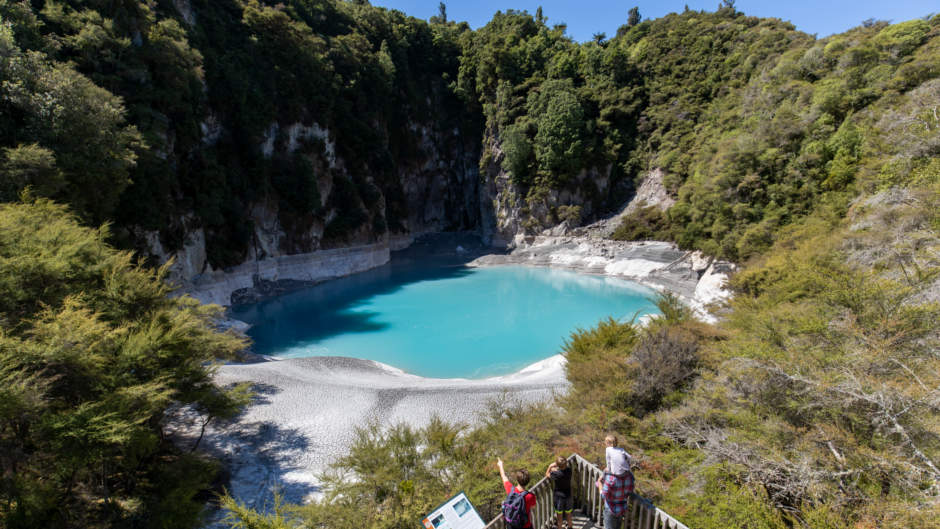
470, 237, 734, 323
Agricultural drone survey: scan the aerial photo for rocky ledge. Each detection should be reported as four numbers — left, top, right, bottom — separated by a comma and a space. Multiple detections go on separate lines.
469, 236, 734, 322
170, 236, 415, 306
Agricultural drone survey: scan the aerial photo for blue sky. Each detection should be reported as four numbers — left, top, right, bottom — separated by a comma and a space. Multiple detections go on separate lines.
369, 0, 937, 42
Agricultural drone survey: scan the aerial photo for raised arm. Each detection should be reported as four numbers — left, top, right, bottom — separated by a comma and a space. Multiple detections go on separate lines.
497, 458, 509, 484
545, 462, 557, 478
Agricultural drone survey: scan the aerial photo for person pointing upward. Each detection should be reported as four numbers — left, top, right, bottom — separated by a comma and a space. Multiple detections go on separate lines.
497, 458, 536, 529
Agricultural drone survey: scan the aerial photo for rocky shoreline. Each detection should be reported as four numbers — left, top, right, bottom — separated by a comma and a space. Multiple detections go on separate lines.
469, 236, 733, 322
184, 231, 733, 319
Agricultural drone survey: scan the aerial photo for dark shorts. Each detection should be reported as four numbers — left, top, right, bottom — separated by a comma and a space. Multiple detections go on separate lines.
553, 494, 573, 513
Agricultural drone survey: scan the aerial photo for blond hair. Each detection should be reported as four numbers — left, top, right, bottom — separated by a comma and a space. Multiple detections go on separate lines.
605, 434, 618, 447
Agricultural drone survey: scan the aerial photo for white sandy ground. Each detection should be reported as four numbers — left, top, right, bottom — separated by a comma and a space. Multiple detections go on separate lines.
168, 354, 567, 526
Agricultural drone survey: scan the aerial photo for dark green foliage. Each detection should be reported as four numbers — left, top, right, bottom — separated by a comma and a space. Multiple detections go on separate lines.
500, 122, 534, 184
271, 154, 322, 215
0, 143, 65, 201
0, 198, 249, 528
0, 16, 142, 224
627, 7, 640, 27
530, 79, 585, 183
1, 0, 477, 265
460, 9, 645, 223
323, 174, 368, 244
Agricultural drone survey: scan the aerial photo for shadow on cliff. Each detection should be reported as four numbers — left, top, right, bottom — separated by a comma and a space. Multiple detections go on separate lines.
230, 234, 487, 352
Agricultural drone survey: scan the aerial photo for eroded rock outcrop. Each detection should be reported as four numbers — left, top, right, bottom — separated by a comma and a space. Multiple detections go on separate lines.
479, 137, 613, 248
577, 168, 675, 239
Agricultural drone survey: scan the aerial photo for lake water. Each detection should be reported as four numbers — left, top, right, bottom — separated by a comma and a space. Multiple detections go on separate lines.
231, 249, 658, 378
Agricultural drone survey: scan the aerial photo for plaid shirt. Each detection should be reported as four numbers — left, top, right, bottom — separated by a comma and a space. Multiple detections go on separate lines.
600, 471, 635, 516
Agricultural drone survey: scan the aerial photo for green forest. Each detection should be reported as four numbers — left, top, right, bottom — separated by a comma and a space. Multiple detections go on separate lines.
0, 0, 938, 528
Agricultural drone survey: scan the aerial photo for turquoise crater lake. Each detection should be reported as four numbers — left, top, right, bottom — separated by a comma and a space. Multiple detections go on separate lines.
231, 249, 658, 379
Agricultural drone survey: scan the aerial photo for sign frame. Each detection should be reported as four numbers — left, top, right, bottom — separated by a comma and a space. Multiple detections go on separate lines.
421, 490, 486, 529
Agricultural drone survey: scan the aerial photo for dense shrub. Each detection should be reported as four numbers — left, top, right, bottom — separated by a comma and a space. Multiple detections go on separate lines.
0, 198, 249, 528
626, 327, 699, 416
611, 204, 669, 241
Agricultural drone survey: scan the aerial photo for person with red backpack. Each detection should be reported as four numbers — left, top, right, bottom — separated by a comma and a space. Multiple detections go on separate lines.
497, 458, 536, 529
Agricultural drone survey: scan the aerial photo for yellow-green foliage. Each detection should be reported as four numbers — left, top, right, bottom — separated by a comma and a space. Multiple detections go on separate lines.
221, 491, 295, 529
609, 14, 940, 259
875, 19, 931, 57
562, 317, 640, 417
0, 198, 248, 528
221, 183, 938, 528
0, 14, 141, 225
656, 184, 940, 525
674, 465, 787, 529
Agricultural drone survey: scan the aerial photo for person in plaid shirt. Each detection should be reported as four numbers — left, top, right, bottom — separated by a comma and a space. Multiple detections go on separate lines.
595, 467, 635, 529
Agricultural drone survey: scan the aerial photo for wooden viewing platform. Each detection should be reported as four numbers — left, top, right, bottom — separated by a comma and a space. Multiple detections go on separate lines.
485, 454, 689, 529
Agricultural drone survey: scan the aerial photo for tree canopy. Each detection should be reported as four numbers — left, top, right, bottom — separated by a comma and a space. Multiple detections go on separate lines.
0, 197, 249, 528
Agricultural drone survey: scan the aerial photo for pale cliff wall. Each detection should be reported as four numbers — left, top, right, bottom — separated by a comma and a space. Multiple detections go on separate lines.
186, 242, 391, 306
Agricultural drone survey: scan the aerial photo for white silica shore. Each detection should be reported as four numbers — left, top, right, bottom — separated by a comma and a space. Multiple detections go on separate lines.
173, 355, 567, 526
469, 237, 735, 323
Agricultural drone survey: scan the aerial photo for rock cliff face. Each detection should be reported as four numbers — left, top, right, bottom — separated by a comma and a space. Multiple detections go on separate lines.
142, 118, 486, 306
146, 122, 720, 308
480, 137, 614, 248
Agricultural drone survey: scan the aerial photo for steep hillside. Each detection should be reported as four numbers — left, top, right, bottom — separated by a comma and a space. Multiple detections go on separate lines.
4, 2, 935, 278
464, 8, 938, 260
2, 0, 483, 279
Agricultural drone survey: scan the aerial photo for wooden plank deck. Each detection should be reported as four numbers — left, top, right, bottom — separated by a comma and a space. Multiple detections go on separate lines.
570, 512, 598, 529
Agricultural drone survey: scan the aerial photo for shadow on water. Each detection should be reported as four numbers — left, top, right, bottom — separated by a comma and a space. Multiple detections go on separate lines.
230, 234, 487, 354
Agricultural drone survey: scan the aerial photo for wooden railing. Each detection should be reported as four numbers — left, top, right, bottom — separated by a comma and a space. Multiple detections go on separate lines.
484, 454, 689, 529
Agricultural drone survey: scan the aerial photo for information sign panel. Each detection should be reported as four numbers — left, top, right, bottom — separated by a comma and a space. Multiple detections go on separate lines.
421, 492, 485, 529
